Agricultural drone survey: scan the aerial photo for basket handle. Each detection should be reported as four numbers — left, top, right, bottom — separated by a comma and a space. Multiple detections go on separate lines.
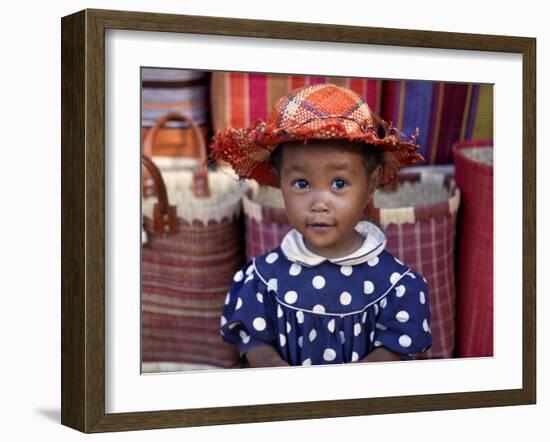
143, 112, 210, 198
141, 155, 178, 234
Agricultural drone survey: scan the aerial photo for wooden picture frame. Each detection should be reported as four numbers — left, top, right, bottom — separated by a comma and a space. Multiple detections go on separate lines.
61, 8, 536, 433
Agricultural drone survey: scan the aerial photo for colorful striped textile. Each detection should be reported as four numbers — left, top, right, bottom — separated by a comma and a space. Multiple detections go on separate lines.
452, 140, 493, 357
210, 72, 383, 133
380, 81, 493, 165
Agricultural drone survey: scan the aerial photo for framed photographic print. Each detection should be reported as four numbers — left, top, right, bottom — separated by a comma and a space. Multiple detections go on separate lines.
61, 8, 536, 433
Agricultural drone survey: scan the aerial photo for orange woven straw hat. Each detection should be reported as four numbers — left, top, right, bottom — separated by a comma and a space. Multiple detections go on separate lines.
210, 83, 423, 187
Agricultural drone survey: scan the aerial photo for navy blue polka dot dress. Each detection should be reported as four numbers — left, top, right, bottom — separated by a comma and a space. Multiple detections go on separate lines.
221, 222, 432, 366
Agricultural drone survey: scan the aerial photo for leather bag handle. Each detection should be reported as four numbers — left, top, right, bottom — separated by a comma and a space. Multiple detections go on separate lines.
141, 155, 178, 234
143, 112, 210, 198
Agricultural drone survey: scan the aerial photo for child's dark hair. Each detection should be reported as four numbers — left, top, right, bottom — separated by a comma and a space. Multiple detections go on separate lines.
269, 141, 385, 180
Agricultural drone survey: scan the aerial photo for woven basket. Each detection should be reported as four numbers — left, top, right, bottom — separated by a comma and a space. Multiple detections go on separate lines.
452, 140, 493, 357
141, 142, 245, 368
370, 172, 460, 359
243, 172, 460, 360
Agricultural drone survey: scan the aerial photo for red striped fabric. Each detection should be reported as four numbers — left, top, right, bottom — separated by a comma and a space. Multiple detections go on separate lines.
211, 72, 382, 134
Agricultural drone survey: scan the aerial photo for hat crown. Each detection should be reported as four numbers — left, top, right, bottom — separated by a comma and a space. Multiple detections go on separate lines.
269, 83, 375, 130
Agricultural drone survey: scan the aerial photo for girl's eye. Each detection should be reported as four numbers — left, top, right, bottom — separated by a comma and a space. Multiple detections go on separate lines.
292, 179, 310, 189
331, 178, 349, 189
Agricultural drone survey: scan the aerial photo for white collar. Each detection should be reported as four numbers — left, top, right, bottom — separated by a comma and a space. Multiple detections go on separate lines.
280, 221, 386, 267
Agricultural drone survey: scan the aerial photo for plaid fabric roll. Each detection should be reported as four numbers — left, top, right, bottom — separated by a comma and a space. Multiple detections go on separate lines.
380, 81, 493, 165
210, 72, 382, 133
452, 140, 493, 357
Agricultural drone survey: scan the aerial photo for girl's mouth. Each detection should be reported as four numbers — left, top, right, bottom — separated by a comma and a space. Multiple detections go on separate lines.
307, 223, 335, 233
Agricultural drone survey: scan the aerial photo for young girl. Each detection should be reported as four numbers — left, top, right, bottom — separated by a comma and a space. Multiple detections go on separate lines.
210, 83, 431, 367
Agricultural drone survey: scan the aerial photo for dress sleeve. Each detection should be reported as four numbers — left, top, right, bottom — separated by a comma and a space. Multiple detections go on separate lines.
220, 261, 277, 357
373, 271, 432, 358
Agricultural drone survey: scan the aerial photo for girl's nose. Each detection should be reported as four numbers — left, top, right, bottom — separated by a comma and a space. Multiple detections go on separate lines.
310, 193, 330, 212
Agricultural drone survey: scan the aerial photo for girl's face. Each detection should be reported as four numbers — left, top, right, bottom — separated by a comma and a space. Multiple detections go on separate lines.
278, 140, 378, 259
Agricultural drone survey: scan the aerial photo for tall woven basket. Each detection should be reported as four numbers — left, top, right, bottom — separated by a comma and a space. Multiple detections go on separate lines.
141, 119, 245, 371
452, 140, 493, 357
243, 174, 460, 360
369, 172, 460, 359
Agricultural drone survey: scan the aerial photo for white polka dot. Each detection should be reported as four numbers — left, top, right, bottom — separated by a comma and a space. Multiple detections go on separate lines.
340, 265, 353, 276
220, 316, 227, 326
367, 256, 379, 267
380, 297, 387, 308
354, 323, 362, 336
312, 304, 326, 314
407, 272, 416, 279
228, 322, 239, 330
422, 276, 427, 283
309, 329, 317, 342
399, 335, 412, 347
312, 275, 326, 289
268, 278, 278, 291
423, 318, 430, 332
363, 280, 375, 294
395, 285, 406, 297
323, 348, 337, 361
340, 291, 352, 305
396, 311, 410, 323
351, 351, 359, 362
286, 322, 292, 333
239, 330, 250, 344
302, 358, 312, 366
419, 291, 426, 304
340, 331, 346, 344
394, 257, 404, 265
374, 340, 382, 347
328, 319, 335, 332
233, 270, 244, 282
289, 263, 302, 276
245, 274, 254, 283
390, 272, 401, 284
266, 252, 279, 264
375, 323, 387, 331
224, 292, 230, 305
362, 311, 367, 323
296, 310, 304, 324
374, 304, 379, 316
279, 334, 286, 346
370, 331, 375, 342
220, 330, 225, 336
253, 317, 266, 331
236, 297, 243, 310
256, 292, 264, 303
246, 265, 254, 275
284, 291, 298, 304
298, 336, 303, 347
277, 305, 283, 318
